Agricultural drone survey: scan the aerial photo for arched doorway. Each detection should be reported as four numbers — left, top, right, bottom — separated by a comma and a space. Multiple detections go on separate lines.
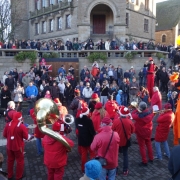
90, 4, 114, 34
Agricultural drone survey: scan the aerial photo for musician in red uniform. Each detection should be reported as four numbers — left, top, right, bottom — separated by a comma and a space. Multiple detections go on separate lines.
43, 121, 74, 180
146, 57, 157, 98
3, 112, 28, 180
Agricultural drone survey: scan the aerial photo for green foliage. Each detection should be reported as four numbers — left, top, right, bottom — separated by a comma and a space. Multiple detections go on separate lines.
15, 51, 37, 65
42, 52, 59, 58
87, 52, 107, 63
156, 52, 165, 60
124, 51, 137, 61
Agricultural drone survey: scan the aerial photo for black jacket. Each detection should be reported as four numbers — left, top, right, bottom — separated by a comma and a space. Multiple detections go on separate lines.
159, 71, 169, 83
5, 78, 15, 91
64, 85, 74, 101
100, 86, 109, 96
76, 116, 96, 146
51, 85, 59, 99
120, 82, 129, 94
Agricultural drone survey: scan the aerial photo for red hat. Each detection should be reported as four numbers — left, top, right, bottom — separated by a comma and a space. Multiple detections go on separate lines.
74, 89, 80, 93
95, 102, 103, 109
119, 106, 130, 117
91, 93, 98, 99
80, 107, 89, 118
101, 117, 112, 125
52, 121, 61, 131
149, 57, 153, 61
164, 103, 172, 109
54, 98, 61, 105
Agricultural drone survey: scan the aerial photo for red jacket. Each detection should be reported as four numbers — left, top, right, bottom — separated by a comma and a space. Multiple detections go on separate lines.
155, 110, 175, 142
105, 100, 118, 119
91, 126, 120, 169
3, 122, 28, 151
112, 116, 135, 146
91, 110, 110, 132
30, 109, 44, 138
131, 109, 153, 138
43, 134, 74, 168
151, 91, 162, 110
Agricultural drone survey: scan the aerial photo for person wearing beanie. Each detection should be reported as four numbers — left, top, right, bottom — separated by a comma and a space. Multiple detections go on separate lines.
43, 121, 74, 180
76, 106, 96, 173
131, 101, 154, 166
91, 117, 120, 180
112, 106, 135, 176
104, 95, 119, 120
88, 93, 100, 115
91, 102, 110, 133
30, 108, 44, 156
79, 160, 102, 180
70, 89, 84, 117
3, 112, 28, 180
154, 103, 175, 160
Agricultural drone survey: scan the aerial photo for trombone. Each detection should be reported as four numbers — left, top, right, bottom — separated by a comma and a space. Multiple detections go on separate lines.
153, 109, 172, 114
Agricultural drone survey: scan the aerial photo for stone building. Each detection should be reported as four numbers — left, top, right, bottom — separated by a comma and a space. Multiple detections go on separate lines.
155, 0, 180, 47
13, 0, 156, 44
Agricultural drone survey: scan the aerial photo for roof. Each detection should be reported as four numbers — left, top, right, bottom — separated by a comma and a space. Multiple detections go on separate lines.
156, 0, 180, 31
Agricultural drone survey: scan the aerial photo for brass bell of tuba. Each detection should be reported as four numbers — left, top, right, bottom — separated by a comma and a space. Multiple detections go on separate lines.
64, 114, 74, 125
34, 98, 71, 151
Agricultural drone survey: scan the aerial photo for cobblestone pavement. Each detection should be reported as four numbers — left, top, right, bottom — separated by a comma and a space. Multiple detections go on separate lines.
0, 109, 174, 180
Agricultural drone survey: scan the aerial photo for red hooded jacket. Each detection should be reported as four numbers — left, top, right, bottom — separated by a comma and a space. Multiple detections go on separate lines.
131, 109, 153, 138
43, 134, 74, 168
155, 110, 175, 142
30, 109, 44, 138
112, 116, 135, 146
105, 100, 118, 119
151, 91, 162, 110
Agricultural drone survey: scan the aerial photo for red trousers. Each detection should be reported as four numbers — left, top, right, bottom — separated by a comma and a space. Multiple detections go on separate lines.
47, 166, 65, 180
7, 149, 24, 180
79, 146, 95, 172
137, 135, 153, 163
147, 74, 155, 98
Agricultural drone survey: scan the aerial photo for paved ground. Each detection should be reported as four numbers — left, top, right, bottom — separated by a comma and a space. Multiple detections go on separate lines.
0, 108, 174, 180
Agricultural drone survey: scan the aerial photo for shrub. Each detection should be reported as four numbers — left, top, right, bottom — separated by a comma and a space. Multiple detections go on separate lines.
42, 52, 59, 58
87, 52, 107, 63
124, 51, 137, 61
156, 52, 165, 60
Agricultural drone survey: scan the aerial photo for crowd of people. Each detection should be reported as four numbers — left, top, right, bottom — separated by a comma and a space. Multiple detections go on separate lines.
1, 55, 180, 180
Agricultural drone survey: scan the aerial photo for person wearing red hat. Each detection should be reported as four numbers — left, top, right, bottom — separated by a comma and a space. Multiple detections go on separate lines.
54, 98, 68, 120
43, 121, 74, 180
3, 112, 28, 180
30, 108, 44, 156
131, 101, 154, 166
76, 107, 96, 173
105, 95, 119, 119
154, 103, 175, 160
91, 102, 110, 133
146, 57, 158, 98
88, 93, 100, 116
91, 117, 120, 180
112, 107, 135, 176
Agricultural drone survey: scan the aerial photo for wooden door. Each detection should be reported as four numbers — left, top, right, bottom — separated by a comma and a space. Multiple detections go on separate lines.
93, 15, 106, 34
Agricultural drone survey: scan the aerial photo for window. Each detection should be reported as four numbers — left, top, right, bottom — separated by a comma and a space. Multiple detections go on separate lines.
42, 0, 46, 7
144, 19, 149, 32
145, 0, 149, 10
49, 0, 54, 5
136, 0, 139, 5
66, 14, 71, 29
42, 21, 46, 33
49, 19, 53, 32
35, 0, 40, 10
35, 23, 39, 35
162, 35, 166, 43
57, 17, 62, 30
126, 13, 129, 27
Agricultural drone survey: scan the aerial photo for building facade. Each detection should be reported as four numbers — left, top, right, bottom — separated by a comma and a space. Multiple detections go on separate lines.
155, 0, 180, 47
13, 0, 156, 43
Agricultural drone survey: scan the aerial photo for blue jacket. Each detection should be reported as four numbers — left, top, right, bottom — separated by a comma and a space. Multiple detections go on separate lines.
58, 67, 66, 76
25, 85, 38, 97
116, 90, 122, 105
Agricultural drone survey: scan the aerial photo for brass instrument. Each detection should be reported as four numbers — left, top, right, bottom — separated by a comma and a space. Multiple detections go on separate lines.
34, 98, 71, 151
64, 114, 74, 125
153, 109, 172, 114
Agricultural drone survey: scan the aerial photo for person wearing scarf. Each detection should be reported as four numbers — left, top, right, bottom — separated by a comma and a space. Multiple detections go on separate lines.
3, 112, 28, 180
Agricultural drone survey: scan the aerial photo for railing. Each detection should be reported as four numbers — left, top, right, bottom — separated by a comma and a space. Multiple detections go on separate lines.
0, 49, 169, 59
30, 2, 71, 18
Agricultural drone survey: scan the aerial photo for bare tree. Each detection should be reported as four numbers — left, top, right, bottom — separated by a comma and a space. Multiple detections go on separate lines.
0, 0, 23, 42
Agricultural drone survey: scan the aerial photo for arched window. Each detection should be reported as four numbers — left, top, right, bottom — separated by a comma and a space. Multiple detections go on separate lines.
162, 35, 166, 43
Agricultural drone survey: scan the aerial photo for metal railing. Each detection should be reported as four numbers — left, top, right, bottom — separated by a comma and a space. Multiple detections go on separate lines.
0, 49, 169, 59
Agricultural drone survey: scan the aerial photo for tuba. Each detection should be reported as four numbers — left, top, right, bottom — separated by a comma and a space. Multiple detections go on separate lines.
34, 98, 71, 151
64, 114, 74, 125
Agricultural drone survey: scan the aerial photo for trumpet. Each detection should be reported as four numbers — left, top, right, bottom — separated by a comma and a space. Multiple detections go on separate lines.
153, 109, 172, 114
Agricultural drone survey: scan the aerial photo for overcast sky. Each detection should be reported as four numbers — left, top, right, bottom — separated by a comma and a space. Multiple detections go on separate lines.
156, 0, 168, 3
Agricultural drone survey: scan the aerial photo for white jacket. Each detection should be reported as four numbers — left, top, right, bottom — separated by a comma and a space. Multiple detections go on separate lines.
82, 87, 93, 98
105, 41, 110, 50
